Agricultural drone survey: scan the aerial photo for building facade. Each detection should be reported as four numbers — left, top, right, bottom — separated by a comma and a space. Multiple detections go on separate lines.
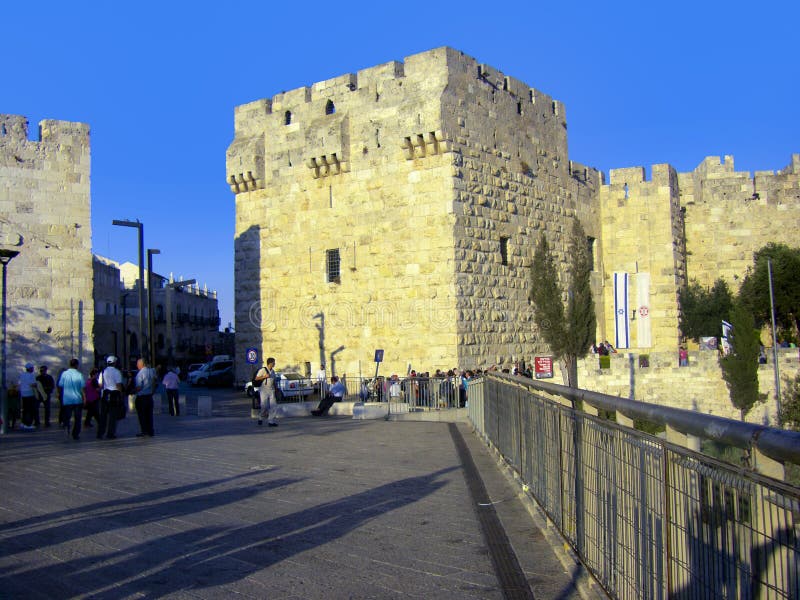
92, 258, 223, 370
0, 114, 94, 373
226, 48, 800, 383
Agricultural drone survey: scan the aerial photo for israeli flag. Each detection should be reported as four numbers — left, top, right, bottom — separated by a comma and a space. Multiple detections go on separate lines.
614, 272, 630, 349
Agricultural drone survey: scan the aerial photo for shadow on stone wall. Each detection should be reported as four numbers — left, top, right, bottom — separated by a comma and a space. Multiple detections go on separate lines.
234, 225, 262, 383
5, 304, 88, 377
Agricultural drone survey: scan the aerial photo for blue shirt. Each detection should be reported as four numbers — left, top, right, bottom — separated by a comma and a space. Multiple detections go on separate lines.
58, 368, 85, 405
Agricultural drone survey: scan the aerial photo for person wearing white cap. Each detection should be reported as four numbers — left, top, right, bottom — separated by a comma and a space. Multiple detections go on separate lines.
97, 356, 124, 440
18, 363, 38, 430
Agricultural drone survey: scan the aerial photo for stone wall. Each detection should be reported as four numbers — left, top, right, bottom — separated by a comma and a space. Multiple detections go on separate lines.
227, 48, 597, 380
0, 114, 94, 373
228, 48, 462, 380
680, 154, 800, 291
569, 348, 800, 425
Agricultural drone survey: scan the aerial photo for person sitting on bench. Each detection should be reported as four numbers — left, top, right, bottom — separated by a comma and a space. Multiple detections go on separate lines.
311, 375, 345, 416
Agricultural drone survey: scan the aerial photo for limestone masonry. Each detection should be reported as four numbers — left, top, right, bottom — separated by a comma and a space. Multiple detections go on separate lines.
227, 47, 799, 401
0, 114, 94, 372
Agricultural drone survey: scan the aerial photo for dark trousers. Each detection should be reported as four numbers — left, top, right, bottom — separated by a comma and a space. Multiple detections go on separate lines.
97, 391, 121, 439
166, 389, 179, 416
34, 393, 51, 427
62, 404, 83, 440
135, 394, 154, 436
83, 401, 100, 426
21, 396, 37, 426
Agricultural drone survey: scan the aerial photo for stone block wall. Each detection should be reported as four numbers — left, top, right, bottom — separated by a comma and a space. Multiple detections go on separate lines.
0, 114, 94, 373
568, 348, 799, 425
228, 48, 461, 380
227, 48, 597, 379
680, 154, 800, 291
598, 163, 686, 352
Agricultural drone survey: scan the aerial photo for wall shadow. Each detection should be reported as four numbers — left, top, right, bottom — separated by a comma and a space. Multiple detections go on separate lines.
234, 225, 262, 384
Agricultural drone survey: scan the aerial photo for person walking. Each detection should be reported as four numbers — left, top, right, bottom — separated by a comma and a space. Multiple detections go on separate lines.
134, 357, 157, 437
162, 368, 180, 416
97, 356, 124, 440
58, 358, 86, 441
36, 365, 55, 428
83, 367, 101, 428
18, 363, 38, 430
255, 357, 279, 427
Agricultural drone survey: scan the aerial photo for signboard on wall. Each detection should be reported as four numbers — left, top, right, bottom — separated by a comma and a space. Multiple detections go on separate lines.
534, 356, 554, 379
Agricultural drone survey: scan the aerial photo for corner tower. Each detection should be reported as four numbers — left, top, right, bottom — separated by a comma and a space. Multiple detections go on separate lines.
227, 48, 598, 378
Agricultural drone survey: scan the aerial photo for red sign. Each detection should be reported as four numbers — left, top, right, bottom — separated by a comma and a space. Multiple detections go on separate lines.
534, 356, 554, 379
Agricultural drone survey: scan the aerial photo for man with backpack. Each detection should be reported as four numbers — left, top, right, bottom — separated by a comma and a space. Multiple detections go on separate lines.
254, 357, 279, 427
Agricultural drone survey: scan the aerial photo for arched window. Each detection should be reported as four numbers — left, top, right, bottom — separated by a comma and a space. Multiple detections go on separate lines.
325, 100, 335, 115
284, 110, 292, 125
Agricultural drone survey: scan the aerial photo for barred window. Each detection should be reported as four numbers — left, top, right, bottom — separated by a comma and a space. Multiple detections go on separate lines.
326, 248, 340, 283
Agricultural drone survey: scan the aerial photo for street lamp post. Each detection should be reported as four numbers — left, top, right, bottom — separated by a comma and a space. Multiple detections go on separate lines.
112, 219, 144, 368
165, 279, 196, 368
1, 248, 21, 435
147, 249, 161, 366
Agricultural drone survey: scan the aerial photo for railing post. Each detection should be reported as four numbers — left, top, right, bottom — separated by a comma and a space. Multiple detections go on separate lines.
615, 410, 634, 428
665, 425, 700, 452
752, 446, 785, 481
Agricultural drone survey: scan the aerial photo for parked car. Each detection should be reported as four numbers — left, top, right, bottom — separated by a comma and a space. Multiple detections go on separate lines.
244, 372, 314, 399
185, 363, 205, 380
205, 364, 234, 387
189, 360, 234, 386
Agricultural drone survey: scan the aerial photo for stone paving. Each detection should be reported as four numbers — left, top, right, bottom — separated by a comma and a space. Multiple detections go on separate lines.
0, 393, 597, 599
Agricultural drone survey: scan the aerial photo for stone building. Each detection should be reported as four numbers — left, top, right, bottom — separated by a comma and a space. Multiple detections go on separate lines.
0, 114, 94, 374
227, 47, 799, 384
92, 258, 223, 370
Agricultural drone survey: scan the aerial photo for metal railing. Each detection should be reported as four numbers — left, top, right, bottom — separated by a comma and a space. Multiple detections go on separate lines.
468, 374, 800, 599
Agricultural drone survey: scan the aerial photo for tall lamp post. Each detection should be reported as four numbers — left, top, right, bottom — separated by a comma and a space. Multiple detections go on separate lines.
147, 248, 161, 365
112, 219, 144, 368
1, 248, 21, 435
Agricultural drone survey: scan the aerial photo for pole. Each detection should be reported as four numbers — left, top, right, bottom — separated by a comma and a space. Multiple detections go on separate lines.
0, 249, 19, 436
121, 293, 128, 370
147, 249, 162, 367
1, 261, 8, 435
768, 259, 782, 420
137, 224, 145, 365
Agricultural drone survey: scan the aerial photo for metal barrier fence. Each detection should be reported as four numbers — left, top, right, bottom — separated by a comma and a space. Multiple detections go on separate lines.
468, 375, 800, 599
306, 375, 466, 411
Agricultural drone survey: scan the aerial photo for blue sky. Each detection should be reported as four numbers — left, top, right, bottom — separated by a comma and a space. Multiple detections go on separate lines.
4, 1, 797, 328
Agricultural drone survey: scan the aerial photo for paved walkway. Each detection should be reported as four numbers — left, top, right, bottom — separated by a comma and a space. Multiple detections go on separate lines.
0, 397, 598, 599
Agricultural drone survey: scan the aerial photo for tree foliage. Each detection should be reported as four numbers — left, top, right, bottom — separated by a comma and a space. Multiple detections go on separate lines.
530, 233, 566, 355
780, 372, 800, 431
679, 278, 733, 342
738, 243, 800, 342
529, 219, 596, 387
719, 302, 766, 420
564, 220, 596, 364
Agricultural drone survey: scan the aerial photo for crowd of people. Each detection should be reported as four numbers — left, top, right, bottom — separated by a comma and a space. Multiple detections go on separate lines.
5, 355, 182, 440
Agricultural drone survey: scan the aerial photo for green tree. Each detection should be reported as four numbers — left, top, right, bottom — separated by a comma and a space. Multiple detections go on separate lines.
738, 243, 800, 342
679, 278, 733, 341
529, 219, 596, 387
780, 372, 800, 430
719, 302, 766, 420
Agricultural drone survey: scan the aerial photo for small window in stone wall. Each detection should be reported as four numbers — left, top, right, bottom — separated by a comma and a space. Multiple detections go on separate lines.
325, 100, 335, 115
326, 248, 341, 283
284, 110, 292, 125
500, 237, 509, 266
587, 236, 596, 271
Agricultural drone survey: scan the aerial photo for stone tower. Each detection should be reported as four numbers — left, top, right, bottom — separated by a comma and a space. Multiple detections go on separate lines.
227, 48, 600, 379
0, 114, 94, 371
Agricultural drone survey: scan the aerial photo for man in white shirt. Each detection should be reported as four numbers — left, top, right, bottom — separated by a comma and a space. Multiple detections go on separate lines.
134, 358, 157, 437
255, 357, 279, 427
97, 356, 124, 440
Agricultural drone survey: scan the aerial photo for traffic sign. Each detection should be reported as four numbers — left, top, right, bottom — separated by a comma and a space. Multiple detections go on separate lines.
245, 348, 258, 364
